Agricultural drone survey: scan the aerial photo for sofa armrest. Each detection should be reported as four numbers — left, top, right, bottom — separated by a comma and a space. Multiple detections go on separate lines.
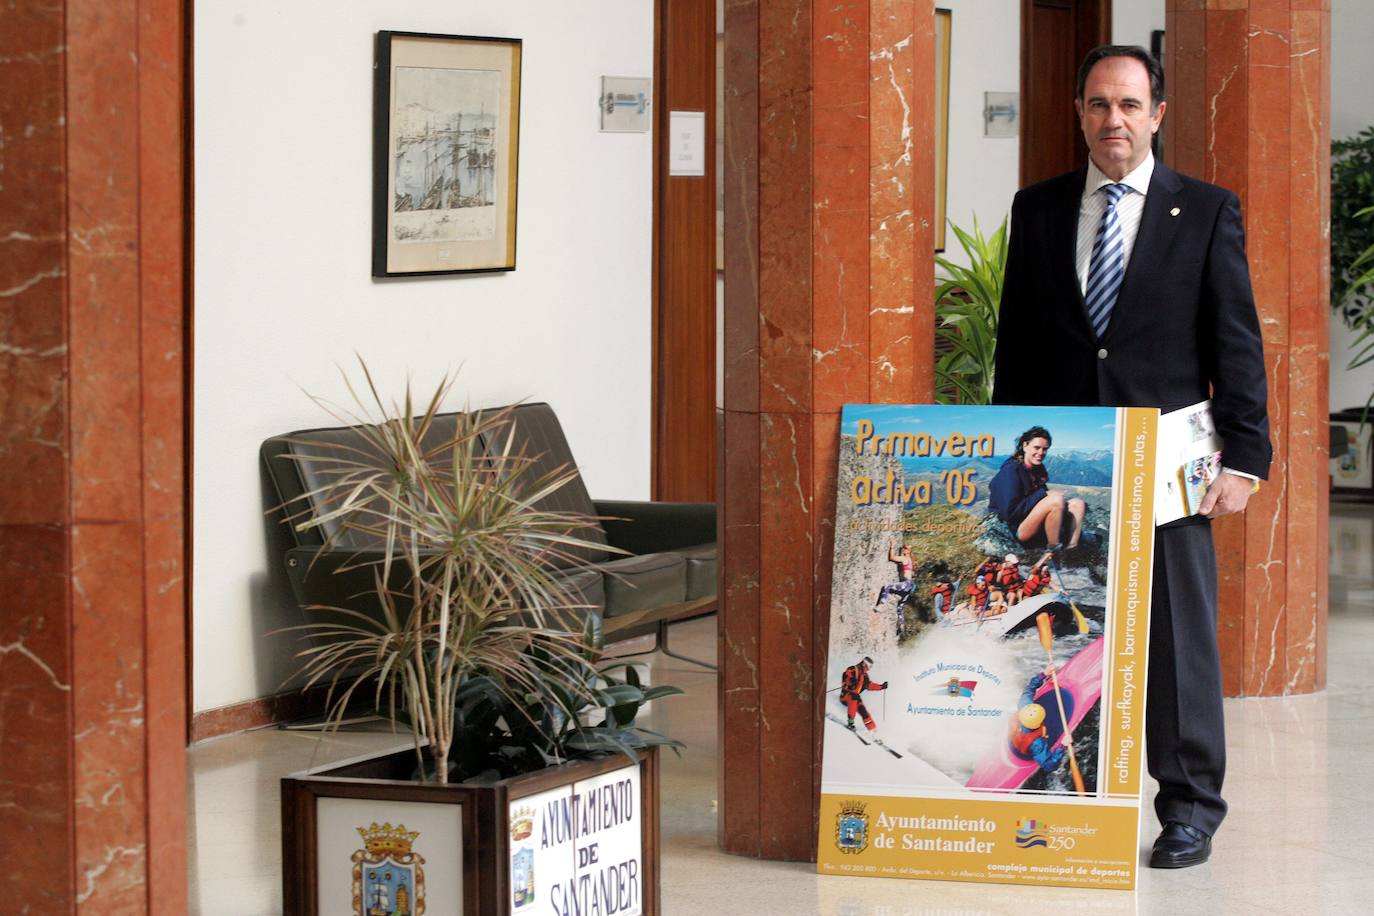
592, 500, 716, 555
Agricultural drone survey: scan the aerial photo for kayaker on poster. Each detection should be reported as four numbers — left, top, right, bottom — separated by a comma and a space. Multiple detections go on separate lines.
988, 426, 1087, 551
1012, 672, 1067, 773
839, 656, 888, 735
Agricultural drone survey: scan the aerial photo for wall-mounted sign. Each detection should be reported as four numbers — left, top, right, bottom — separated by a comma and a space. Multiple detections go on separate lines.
668, 110, 706, 177
984, 91, 1019, 138
600, 76, 652, 132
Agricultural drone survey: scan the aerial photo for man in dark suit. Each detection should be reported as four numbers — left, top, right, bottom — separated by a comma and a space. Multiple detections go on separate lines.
992, 45, 1272, 868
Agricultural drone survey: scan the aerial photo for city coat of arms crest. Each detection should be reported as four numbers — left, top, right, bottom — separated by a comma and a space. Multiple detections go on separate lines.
352, 822, 426, 916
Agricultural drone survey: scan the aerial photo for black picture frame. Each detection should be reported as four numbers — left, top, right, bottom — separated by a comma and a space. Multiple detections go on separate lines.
372, 30, 522, 278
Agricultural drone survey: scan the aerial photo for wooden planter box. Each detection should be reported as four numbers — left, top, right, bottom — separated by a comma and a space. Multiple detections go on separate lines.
281, 746, 660, 915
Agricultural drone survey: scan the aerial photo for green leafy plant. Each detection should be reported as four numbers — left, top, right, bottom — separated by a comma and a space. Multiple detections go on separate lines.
447, 634, 684, 782
1342, 204, 1374, 417
279, 363, 678, 783
934, 215, 1008, 405
1333, 127, 1374, 324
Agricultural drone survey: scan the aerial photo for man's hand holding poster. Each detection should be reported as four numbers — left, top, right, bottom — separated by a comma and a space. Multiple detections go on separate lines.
817, 404, 1157, 889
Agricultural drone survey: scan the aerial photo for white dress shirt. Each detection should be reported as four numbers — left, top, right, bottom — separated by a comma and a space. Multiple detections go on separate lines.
1075, 152, 1154, 296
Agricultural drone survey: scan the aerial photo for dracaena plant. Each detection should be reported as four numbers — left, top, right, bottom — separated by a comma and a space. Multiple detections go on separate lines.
278, 362, 649, 783
934, 215, 1008, 406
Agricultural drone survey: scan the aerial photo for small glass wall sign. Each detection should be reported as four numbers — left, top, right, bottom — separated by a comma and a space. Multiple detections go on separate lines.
600, 76, 652, 132
984, 91, 1018, 138
668, 111, 706, 177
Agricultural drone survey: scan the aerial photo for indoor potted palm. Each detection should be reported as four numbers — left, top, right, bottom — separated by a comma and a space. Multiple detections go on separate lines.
276, 364, 678, 915
934, 215, 1008, 405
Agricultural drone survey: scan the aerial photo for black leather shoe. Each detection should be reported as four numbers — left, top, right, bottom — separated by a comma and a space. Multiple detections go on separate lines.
1149, 822, 1211, 868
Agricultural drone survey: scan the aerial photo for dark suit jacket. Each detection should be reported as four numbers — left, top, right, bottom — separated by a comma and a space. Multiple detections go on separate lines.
991, 162, 1273, 480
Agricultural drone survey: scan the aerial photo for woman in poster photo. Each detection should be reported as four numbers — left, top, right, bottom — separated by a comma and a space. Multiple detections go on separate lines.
988, 426, 1086, 551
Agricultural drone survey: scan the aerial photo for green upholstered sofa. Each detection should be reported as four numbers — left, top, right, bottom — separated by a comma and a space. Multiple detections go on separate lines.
261, 403, 717, 661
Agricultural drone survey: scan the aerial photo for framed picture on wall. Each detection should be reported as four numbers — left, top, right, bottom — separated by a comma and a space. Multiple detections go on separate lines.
934, 9, 952, 252
373, 31, 522, 277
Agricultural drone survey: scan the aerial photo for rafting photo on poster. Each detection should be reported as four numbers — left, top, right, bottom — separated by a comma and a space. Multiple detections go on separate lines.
817, 404, 1158, 890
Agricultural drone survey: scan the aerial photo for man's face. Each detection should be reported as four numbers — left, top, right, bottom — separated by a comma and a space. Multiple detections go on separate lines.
1023, 437, 1049, 467
1075, 56, 1165, 180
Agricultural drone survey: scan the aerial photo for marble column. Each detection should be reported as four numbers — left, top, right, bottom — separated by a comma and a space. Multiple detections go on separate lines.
1166, 0, 1330, 696
720, 0, 936, 860
0, 0, 187, 910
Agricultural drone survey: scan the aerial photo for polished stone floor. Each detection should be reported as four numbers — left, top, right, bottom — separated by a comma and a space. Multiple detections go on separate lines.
189, 501, 1374, 914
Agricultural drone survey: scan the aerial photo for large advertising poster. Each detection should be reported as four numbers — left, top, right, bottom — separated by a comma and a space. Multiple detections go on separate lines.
816, 405, 1157, 889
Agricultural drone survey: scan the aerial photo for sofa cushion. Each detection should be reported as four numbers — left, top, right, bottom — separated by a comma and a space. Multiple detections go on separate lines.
538, 566, 606, 634
263, 413, 473, 549
677, 543, 717, 601
497, 404, 610, 566
599, 552, 686, 618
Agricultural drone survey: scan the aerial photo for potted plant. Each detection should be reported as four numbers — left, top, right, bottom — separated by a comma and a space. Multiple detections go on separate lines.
1332, 127, 1374, 326
275, 365, 680, 915
934, 215, 1008, 405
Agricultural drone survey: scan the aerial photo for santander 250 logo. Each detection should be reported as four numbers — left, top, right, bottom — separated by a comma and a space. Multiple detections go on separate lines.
1014, 817, 1099, 850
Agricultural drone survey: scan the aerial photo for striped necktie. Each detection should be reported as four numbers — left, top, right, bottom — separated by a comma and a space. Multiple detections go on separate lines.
1085, 182, 1129, 339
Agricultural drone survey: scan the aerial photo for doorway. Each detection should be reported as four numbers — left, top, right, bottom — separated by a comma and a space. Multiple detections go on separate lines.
1020, 0, 1111, 186
651, 0, 717, 502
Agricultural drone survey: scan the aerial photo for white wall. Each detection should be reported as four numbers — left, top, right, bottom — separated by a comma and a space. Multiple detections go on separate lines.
819, 3, 1174, 301
1330, 0, 1374, 410
939, 0, 1021, 268
194, 1, 655, 713
1112, 1, 1166, 52
936, 0, 1168, 272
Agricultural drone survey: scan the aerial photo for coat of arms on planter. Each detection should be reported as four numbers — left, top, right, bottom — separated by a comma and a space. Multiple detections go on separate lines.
510, 805, 536, 908
352, 822, 426, 915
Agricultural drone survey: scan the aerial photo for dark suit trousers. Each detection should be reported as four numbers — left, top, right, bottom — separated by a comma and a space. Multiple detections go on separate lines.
1146, 521, 1227, 835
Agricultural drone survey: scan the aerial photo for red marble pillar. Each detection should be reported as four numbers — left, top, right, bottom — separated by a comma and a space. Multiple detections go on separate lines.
1165, 0, 1329, 696
0, 0, 187, 911
721, 0, 935, 860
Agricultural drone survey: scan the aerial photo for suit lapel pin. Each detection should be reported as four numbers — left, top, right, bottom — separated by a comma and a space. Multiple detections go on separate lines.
1170, 207, 1181, 217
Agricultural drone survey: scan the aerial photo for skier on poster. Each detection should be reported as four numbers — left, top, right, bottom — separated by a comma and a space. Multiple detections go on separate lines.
838, 656, 888, 735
